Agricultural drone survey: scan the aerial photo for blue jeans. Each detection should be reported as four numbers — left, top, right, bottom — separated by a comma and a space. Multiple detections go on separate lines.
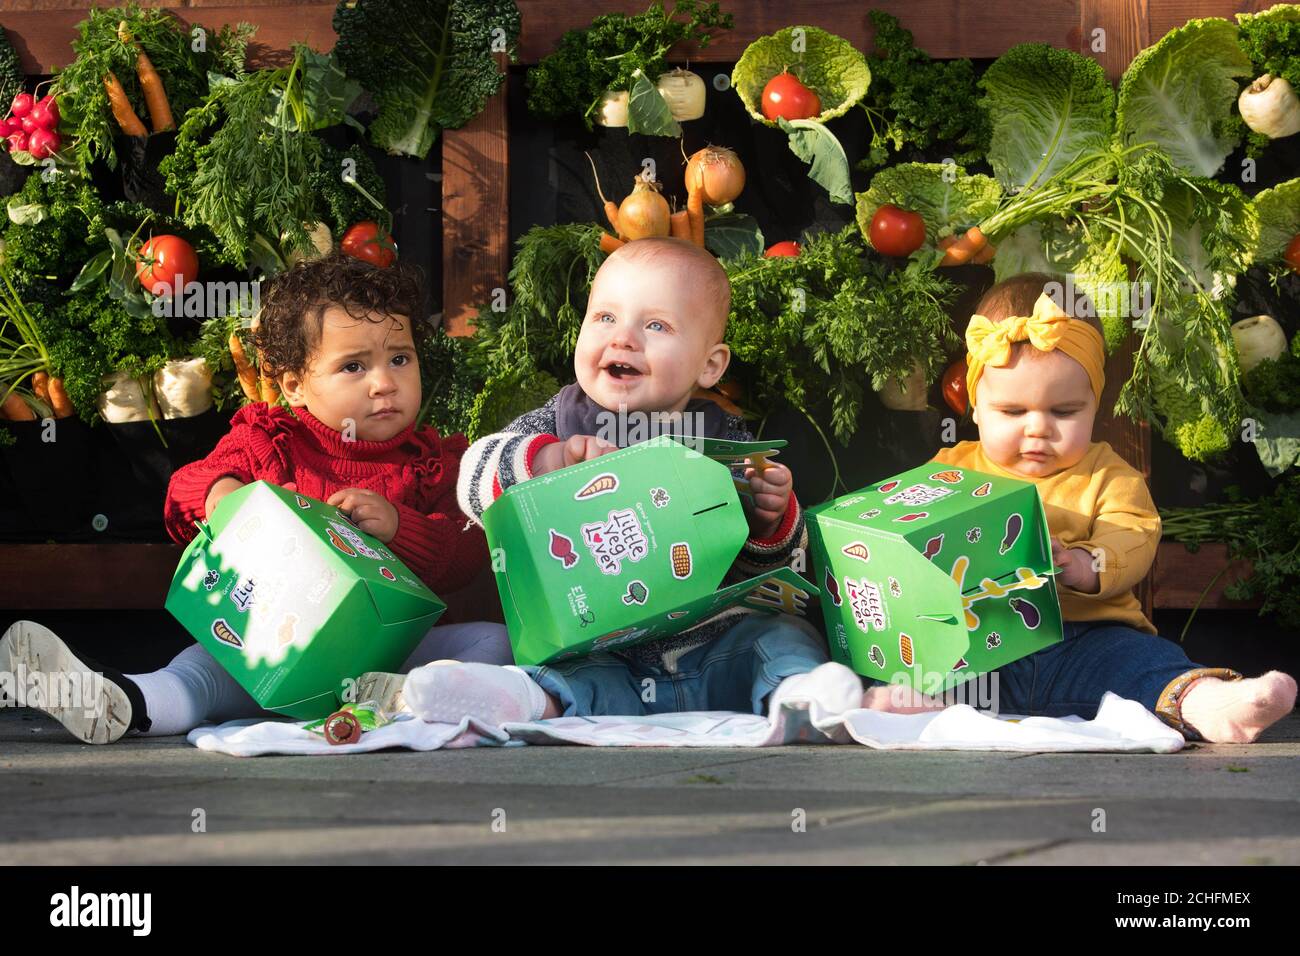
869, 620, 1239, 737
523, 614, 830, 717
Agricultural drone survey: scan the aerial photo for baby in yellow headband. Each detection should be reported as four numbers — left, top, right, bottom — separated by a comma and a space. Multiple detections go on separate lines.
923, 273, 1295, 743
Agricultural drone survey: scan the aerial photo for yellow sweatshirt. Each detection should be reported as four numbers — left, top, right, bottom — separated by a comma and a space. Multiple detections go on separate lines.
929, 441, 1159, 634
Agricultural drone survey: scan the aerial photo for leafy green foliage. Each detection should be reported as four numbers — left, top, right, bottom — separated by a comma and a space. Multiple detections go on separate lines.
777, 117, 853, 204
42, 285, 181, 423
2, 170, 106, 282
309, 143, 388, 238
723, 226, 960, 443
1161, 475, 1300, 629
626, 69, 681, 137
527, 1, 730, 128
469, 223, 607, 376
979, 43, 1115, 191
192, 313, 246, 414
416, 326, 481, 439
1252, 178, 1300, 265
53, 4, 255, 170
1238, 3, 1300, 90
1246, 351, 1300, 412
160, 47, 336, 268
334, 0, 520, 159
731, 25, 870, 126
1116, 17, 1252, 177
857, 11, 989, 172
856, 162, 1001, 247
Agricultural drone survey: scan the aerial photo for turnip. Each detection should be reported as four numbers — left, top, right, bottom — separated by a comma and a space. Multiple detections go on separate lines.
1238, 75, 1300, 140
1231, 314, 1287, 373
656, 68, 706, 121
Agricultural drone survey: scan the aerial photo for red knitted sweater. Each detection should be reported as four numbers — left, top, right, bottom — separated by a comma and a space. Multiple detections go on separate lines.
165, 404, 486, 594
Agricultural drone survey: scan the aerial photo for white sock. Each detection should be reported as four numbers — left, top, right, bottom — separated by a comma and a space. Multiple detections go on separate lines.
769, 662, 864, 715
403, 662, 549, 725
128, 643, 262, 736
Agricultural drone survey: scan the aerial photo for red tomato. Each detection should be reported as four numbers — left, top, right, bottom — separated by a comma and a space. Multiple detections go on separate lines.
1286, 234, 1300, 274
26, 128, 59, 159
869, 204, 927, 257
942, 359, 968, 415
341, 221, 397, 268
136, 235, 200, 296
764, 241, 801, 258
9, 93, 32, 119
760, 70, 821, 122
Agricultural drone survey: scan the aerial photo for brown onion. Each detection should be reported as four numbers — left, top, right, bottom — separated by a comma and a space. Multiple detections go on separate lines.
617, 172, 671, 240
685, 146, 745, 206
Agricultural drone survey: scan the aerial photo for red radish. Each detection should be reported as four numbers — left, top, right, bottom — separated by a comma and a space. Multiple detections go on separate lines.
764, 241, 801, 258
27, 128, 59, 159
9, 93, 32, 119
28, 101, 58, 131
761, 69, 821, 122
869, 204, 927, 257
6, 131, 28, 153
20, 115, 37, 135
0, 118, 19, 135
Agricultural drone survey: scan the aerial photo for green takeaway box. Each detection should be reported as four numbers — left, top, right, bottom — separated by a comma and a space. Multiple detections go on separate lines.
482, 435, 820, 665
165, 480, 446, 719
807, 463, 1062, 693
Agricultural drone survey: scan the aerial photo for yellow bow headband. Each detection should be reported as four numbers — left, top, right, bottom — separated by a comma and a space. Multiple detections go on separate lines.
965, 293, 1106, 406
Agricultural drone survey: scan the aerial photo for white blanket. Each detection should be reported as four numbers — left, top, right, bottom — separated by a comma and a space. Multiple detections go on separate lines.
187, 689, 1184, 758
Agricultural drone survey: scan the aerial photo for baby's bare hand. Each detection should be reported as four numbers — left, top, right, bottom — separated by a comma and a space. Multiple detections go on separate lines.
746, 460, 793, 539
327, 487, 399, 544
533, 435, 618, 475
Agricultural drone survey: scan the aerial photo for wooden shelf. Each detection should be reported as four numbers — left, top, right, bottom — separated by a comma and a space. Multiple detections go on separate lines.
0, 541, 1260, 611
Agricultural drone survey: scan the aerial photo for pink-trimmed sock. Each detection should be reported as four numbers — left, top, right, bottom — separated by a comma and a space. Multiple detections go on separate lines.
1180, 671, 1297, 743
403, 661, 550, 725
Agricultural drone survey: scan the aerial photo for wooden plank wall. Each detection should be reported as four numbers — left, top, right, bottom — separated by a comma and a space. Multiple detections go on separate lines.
0, 0, 1274, 614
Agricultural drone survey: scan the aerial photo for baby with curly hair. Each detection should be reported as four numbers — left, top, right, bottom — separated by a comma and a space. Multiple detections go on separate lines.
0, 254, 509, 744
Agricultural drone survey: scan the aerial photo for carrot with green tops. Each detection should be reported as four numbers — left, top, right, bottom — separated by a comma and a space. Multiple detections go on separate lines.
47, 378, 74, 418
31, 371, 50, 407
228, 334, 260, 402
2, 392, 35, 421
599, 232, 625, 255
103, 72, 147, 137
939, 226, 990, 266
120, 21, 173, 133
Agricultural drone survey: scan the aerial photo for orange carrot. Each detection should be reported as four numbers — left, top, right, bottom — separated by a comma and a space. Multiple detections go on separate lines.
47, 378, 74, 418
686, 166, 705, 248
31, 371, 49, 406
259, 372, 279, 405
586, 152, 622, 235
103, 72, 147, 137
939, 226, 989, 266
2, 392, 35, 421
135, 50, 173, 133
599, 231, 626, 255
120, 21, 173, 134
229, 334, 260, 402
972, 241, 997, 265
669, 209, 691, 241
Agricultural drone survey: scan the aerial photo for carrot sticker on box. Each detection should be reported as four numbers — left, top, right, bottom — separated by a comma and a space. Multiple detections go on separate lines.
211, 618, 243, 649
574, 474, 619, 500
